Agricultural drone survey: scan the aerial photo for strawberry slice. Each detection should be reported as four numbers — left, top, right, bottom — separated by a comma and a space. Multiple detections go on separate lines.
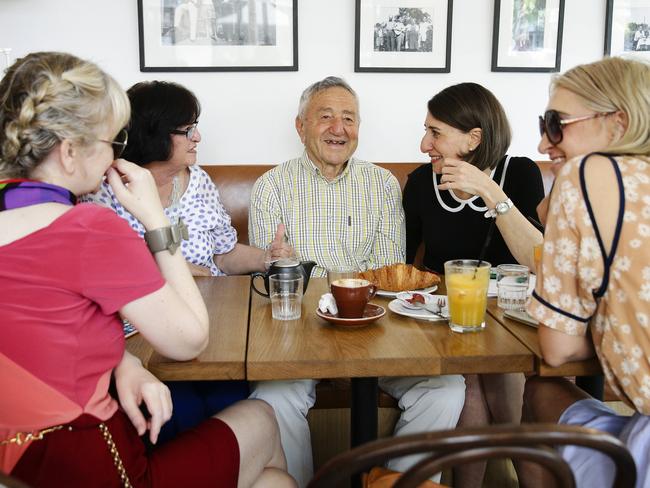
406, 293, 426, 304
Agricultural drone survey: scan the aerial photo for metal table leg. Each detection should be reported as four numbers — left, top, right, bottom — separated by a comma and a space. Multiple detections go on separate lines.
350, 377, 378, 446
350, 377, 378, 488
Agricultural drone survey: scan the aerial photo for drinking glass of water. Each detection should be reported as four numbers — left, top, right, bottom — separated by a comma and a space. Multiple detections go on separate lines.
496, 264, 530, 312
269, 274, 303, 320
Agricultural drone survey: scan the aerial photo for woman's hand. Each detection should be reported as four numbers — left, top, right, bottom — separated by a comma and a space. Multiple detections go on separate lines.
106, 159, 168, 230
438, 158, 503, 205
264, 223, 295, 267
114, 351, 172, 445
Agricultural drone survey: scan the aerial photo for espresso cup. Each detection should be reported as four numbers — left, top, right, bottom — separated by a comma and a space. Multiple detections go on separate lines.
330, 278, 377, 318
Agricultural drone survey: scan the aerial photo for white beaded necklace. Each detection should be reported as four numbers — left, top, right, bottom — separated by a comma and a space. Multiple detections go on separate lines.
432, 156, 511, 213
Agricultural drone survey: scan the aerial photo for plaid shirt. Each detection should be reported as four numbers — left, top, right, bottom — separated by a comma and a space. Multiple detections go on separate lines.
249, 152, 405, 277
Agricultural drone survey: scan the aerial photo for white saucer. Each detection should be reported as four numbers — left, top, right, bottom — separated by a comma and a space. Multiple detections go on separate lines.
388, 295, 448, 321
376, 285, 438, 298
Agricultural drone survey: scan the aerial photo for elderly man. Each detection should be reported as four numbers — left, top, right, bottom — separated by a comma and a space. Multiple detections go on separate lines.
248, 76, 465, 488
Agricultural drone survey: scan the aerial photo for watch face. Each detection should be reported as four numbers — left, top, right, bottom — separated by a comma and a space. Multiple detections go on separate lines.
496, 200, 511, 214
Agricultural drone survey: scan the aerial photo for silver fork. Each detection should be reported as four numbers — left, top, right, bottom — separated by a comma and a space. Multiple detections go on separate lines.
436, 298, 446, 314
411, 298, 447, 319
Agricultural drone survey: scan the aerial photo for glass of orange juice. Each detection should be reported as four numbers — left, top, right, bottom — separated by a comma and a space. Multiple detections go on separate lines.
444, 259, 491, 333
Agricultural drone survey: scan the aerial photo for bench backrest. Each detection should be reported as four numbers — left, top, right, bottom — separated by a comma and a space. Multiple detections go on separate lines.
203, 161, 554, 245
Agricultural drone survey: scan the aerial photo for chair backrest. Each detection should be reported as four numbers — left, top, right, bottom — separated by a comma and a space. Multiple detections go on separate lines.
307, 424, 636, 488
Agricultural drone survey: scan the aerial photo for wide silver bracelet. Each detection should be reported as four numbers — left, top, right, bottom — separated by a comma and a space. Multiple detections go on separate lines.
144, 219, 189, 254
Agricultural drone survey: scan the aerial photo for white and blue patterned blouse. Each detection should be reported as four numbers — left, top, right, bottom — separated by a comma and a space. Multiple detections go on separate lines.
81, 165, 237, 276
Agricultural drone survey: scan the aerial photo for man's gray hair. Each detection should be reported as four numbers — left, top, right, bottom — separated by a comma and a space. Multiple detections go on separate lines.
297, 76, 358, 119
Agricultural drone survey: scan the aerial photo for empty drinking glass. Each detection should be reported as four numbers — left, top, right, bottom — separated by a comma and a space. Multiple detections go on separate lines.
269, 274, 303, 320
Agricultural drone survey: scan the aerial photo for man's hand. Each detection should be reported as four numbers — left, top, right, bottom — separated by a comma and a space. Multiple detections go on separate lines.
114, 352, 172, 445
264, 223, 295, 267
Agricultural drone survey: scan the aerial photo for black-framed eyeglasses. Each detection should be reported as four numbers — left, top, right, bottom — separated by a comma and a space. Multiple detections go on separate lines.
170, 122, 198, 140
99, 129, 128, 159
538, 110, 616, 145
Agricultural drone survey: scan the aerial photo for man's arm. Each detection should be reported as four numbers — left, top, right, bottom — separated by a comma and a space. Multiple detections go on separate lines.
248, 172, 283, 250
369, 173, 406, 268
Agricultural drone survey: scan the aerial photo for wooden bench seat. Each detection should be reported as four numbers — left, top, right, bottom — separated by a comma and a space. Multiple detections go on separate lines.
203, 161, 555, 246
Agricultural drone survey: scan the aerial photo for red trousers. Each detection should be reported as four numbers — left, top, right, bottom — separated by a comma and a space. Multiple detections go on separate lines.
11, 410, 239, 487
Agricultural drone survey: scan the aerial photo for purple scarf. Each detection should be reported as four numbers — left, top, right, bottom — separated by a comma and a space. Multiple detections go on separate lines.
0, 179, 76, 210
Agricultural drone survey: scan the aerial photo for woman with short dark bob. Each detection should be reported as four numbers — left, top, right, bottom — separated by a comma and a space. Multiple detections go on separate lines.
84, 80, 292, 276
403, 82, 545, 487
404, 82, 544, 273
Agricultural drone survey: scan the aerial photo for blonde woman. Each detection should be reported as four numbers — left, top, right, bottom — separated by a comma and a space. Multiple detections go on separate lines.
0, 52, 294, 488
522, 57, 650, 487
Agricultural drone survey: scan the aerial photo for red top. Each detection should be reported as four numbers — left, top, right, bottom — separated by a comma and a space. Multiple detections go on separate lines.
0, 204, 165, 472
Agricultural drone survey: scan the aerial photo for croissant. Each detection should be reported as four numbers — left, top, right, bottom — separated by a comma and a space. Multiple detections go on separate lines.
359, 263, 440, 292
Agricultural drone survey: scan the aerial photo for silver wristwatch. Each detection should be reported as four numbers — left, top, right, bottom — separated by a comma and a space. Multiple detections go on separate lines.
484, 198, 513, 219
144, 219, 189, 254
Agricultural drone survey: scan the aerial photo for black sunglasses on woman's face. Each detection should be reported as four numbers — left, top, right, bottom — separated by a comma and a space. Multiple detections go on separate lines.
99, 129, 128, 159
538, 110, 616, 145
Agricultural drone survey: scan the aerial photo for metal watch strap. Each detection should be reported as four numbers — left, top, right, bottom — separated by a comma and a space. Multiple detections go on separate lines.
144, 219, 188, 254
484, 198, 513, 219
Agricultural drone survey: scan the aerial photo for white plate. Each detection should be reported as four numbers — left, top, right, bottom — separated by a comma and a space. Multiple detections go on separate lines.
388, 295, 448, 321
376, 285, 438, 298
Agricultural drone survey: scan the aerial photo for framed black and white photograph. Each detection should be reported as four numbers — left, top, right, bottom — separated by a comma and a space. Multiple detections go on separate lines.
354, 0, 453, 73
491, 0, 564, 72
137, 0, 298, 72
605, 0, 650, 59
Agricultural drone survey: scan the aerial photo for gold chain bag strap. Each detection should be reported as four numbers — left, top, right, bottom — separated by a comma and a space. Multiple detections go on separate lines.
1, 422, 132, 488
99, 422, 133, 488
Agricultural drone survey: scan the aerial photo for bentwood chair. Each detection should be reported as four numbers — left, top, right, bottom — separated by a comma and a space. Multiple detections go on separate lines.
308, 424, 636, 488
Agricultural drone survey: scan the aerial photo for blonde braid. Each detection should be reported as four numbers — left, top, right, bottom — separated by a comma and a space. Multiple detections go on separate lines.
0, 52, 130, 178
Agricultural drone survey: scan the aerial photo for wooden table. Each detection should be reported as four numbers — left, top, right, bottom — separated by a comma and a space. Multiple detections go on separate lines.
486, 301, 605, 399
486, 301, 602, 377
126, 276, 250, 381
248, 278, 534, 446
248, 279, 533, 379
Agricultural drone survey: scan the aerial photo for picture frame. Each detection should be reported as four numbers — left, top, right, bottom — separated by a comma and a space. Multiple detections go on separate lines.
137, 0, 298, 72
605, 0, 650, 59
354, 0, 453, 73
491, 0, 565, 72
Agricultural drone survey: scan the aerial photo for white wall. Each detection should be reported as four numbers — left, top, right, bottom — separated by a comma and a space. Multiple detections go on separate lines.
0, 0, 606, 164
